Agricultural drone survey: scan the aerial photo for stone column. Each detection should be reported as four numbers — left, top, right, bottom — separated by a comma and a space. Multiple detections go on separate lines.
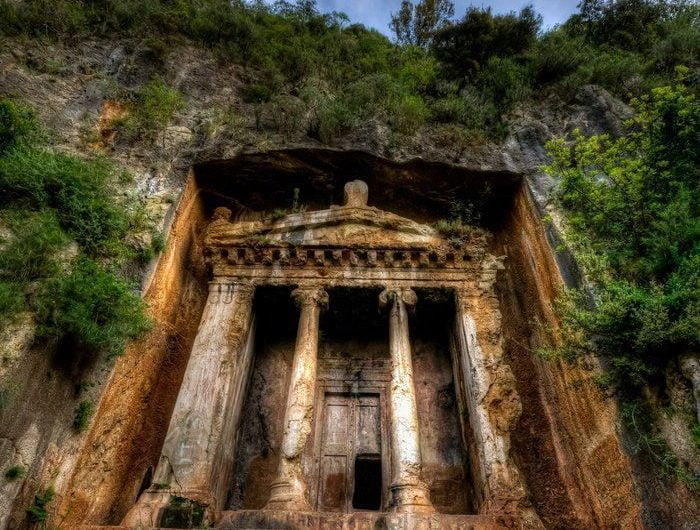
266, 286, 329, 511
379, 288, 434, 513
123, 281, 256, 527
452, 255, 538, 524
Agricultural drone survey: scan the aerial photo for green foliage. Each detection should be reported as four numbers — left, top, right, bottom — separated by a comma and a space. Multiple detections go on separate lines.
117, 78, 184, 139
390, 0, 455, 48
38, 258, 150, 357
544, 79, 699, 392
529, 31, 591, 85
621, 400, 699, 487
73, 399, 94, 432
0, 99, 38, 154
0, 147, 133, 258
0, 211, 67, 283
571, 0, 682, 52
26, 486, 54, 523
4, 465, 25, 481
0, 99, 151, 360
389, 94, 431, 134
434, 218, 480, 247
432, 6, 541, 79
692, 422, 700, 451
0, 0, 697, 142
162, 495, 206, 528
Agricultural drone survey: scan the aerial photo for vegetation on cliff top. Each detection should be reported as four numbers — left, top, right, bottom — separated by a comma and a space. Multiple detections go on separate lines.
0, 0, 697, 140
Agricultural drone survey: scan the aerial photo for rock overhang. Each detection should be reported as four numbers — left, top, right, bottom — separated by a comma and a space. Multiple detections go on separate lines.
193, 148, 523, 229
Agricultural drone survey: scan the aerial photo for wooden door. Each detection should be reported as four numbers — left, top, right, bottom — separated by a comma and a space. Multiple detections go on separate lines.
317, 394, 352, 512
316, 393, 383, 512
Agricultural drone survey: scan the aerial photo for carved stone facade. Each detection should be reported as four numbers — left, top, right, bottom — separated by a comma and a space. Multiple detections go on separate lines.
123, 180, 539, 528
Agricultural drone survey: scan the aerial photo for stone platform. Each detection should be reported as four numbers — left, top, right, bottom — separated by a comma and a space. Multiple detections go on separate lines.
216, 510, 521, 529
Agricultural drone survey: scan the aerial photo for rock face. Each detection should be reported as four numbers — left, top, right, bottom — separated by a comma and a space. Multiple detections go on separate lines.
0, 37, 697, 530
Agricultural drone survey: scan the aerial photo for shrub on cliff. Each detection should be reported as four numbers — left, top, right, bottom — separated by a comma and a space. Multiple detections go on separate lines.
544, 74, 699, 391
0, 99, 151, 358
37, 258, 150, 357
115, 78, 184, 141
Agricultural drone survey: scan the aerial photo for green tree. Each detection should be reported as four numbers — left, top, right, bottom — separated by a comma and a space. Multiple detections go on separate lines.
432, 6, 541, 81
390, 0, 454, 48
544, 75, 699, 389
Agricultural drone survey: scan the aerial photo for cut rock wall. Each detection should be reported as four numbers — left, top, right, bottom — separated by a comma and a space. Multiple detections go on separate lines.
495, 186, 642, 529
55, 177, 210, 526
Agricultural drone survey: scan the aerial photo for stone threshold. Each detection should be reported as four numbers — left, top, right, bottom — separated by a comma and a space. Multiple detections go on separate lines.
217, 509, 521, 529
79, 509, 522, 529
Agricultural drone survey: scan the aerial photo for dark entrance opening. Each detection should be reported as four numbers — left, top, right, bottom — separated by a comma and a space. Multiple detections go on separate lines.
352, 455, 382, 510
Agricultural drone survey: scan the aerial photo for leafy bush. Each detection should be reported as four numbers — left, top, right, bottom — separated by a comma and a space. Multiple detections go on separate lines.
117, 78, 184, 139
37, 258, 150, 356
0, 211, 67, 283
0, 281, 24, 326
26, 486, 54, 523
563, 49, 646, 95
432, 6, 541, 80
0, 99, 151, 359
389, 94, 430, 134
0, 99, 37, 154
0, 147, 135, 258
435, 218, 480, 247
73, 399, 94, 432
4, 465, 25, 481
529, 31, 591, 85
544, 79, 699, 391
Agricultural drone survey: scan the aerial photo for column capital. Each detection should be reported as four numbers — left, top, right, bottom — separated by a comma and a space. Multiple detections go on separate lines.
208, 281, 255, 303
379, 287, 417, 310
291, 286, 329, 310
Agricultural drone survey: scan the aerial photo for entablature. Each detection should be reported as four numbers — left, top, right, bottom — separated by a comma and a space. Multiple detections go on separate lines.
203, 180, 497, 290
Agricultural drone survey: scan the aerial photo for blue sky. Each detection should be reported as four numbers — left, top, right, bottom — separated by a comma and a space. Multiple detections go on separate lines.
308, 1, 580, 35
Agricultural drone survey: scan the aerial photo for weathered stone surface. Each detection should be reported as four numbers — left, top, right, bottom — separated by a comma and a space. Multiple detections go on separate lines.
217, 509, 520, 529
123, 281, 255, 526
680, 352, 700, 423
266, 287, 328, 511
380, 288, 434, 514
1, 33, 691, 526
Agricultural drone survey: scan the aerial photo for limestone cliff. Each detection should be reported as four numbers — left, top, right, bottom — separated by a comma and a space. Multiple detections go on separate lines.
0, 37, 697, 529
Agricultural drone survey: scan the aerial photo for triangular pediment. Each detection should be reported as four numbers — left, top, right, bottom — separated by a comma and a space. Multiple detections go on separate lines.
206, 205, 443, 249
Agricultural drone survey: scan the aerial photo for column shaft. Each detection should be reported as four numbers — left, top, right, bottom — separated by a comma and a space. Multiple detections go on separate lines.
266, 286, 328, 511
380, 288, 434, 513
123, 281, 255, 526
453, 269, 530, 516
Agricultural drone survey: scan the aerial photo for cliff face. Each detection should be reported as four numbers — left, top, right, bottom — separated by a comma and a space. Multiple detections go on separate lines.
0, 37, 697, 529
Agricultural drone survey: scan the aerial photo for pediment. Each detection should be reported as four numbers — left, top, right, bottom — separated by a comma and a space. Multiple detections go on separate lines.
205, 205, 444, 250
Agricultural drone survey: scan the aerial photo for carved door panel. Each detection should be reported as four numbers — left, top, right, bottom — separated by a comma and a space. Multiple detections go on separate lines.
356, 395, 380, 455
318, 394, 351, 512
316, 393, 383, 513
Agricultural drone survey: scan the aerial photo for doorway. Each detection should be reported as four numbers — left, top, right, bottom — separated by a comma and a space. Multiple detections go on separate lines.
315, 393, 384, 512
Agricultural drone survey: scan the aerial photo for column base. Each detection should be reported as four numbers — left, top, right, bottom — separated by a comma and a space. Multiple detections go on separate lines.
122, 490, 214, 527
122, 491, 171, 527
265, 477, 311, 511
389, 482, 435, 513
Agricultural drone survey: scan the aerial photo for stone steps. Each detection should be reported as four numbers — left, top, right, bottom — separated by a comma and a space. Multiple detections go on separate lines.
80, 510, 521, 529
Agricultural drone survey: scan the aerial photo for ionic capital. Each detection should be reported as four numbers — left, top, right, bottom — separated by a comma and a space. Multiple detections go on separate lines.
379, 287, 417, 311
291, 286, 329, 310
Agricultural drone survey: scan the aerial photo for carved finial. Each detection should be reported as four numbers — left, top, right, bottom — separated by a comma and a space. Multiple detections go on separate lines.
343, 180, 368, 207
212, 206, 232, 222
